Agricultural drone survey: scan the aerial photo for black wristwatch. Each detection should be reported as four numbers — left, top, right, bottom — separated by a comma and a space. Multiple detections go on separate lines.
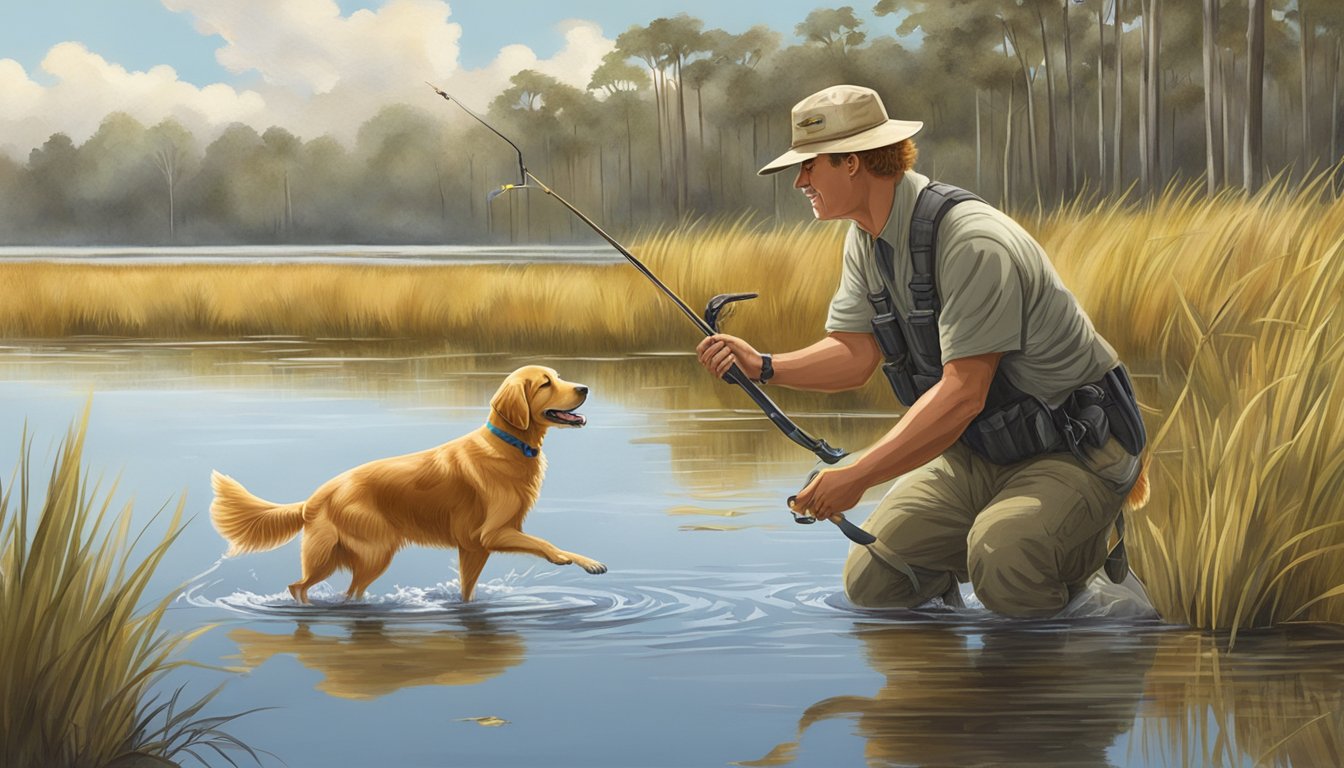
757, 354, 774, 384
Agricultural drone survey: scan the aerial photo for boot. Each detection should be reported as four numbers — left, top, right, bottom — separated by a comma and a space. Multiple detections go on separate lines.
1104, 516, 1129, 584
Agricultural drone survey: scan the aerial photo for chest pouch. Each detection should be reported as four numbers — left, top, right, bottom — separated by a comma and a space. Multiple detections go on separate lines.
868, 286, 919, 408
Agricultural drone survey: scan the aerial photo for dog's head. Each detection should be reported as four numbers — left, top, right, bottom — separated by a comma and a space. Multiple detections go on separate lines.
489, 366, 589, 432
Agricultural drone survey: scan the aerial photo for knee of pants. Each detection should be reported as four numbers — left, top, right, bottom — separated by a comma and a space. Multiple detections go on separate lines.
966, 520, 1068, 619
843, 546, 922, 609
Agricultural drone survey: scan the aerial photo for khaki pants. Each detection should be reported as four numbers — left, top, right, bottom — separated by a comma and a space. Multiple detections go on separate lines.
843, 438, 1136, 618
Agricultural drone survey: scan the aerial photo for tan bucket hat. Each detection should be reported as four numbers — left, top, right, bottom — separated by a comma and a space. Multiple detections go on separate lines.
758, 84, 923, 175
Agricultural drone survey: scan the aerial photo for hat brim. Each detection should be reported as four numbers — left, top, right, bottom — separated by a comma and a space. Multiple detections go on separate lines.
757, 119, 924, 175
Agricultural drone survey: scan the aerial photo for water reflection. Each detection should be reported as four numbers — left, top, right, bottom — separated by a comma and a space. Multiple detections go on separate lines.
0, 338, 898, 489
742, 623, 1157, 767
227, 616, 525, 700
742, 623, 1344, 768
1134, 628, 1344, 768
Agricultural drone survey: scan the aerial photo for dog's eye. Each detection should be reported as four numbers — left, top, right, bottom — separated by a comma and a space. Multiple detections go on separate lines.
539, 380, 551, 388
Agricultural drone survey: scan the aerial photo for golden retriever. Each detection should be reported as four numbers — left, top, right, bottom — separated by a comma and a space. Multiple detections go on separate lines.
209, 365, 605, 604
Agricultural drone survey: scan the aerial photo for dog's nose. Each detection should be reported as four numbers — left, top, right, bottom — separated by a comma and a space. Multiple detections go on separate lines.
575, 385, 589, 396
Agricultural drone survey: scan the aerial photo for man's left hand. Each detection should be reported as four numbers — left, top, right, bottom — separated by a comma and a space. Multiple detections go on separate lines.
789, 466, 868, 521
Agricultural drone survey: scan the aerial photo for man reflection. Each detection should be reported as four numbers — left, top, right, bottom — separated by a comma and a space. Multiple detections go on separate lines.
228, 616, 525, 700
743, 623, 1156, 767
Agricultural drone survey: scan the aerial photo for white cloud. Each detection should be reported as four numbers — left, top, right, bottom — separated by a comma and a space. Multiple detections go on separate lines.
162, 0, 464, 95
0, 3, 614, 159
0, 44, 265, 157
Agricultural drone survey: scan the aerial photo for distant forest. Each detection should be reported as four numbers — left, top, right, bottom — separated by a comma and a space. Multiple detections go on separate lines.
2, 1, 1342, 245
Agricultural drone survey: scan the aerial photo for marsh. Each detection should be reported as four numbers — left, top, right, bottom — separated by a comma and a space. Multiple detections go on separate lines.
2, 338, 1341, 767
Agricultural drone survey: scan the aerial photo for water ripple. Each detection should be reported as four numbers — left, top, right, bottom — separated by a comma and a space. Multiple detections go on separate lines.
181, 565, 1157, 646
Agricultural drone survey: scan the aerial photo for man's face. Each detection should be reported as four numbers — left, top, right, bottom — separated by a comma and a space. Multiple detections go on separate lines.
794, 155, 855, 221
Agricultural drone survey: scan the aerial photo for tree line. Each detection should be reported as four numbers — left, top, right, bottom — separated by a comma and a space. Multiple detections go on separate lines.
1, 1, 1340, 245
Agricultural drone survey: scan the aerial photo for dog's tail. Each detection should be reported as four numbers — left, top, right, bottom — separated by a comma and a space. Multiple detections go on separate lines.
210, 471, 305, 557
1123, 454, 1151, 512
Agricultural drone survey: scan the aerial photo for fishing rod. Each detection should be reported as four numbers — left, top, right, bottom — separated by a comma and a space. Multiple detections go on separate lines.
427, 83, 845, 464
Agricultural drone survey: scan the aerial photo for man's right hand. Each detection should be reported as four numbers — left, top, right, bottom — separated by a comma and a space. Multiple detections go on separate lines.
696, 334, 764, 380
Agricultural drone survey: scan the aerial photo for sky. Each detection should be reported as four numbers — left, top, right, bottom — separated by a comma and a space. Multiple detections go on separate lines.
0, 1, 896, 159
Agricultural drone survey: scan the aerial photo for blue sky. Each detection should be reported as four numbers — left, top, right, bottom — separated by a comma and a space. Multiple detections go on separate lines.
1, 1, 894, 87
0, 1, 902, 157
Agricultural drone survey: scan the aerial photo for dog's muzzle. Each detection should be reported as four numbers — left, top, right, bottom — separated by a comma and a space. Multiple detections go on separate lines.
544, 390, 588, 427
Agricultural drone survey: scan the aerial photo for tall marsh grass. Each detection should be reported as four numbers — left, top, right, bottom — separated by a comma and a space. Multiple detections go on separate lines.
0, 219, 844, 354
0, 412, 260, 768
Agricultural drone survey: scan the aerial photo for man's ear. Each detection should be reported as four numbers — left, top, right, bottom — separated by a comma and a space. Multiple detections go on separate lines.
845, 153, 860, 176
490, 378, 530, 431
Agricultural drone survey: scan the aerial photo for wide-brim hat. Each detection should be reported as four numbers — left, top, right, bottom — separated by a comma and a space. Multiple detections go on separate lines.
758, 84, 923, 175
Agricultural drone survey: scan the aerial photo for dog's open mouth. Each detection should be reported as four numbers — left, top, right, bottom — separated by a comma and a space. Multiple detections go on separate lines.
544, 408, 587, 427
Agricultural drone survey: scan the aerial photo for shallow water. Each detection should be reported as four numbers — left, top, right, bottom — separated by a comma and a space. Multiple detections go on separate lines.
0, 244, 621, 266
2, 339, 1342, 768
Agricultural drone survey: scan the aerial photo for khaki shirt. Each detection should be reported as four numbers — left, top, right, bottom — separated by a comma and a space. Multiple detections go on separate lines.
825, 170, 1119, 408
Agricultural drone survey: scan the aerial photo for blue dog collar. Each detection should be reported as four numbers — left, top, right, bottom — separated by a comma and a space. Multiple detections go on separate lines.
486, 422, 538, 458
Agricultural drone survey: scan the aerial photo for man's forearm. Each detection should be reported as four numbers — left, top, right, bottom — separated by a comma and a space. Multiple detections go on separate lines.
847, 377, 982, 487
772, 333, 880, 392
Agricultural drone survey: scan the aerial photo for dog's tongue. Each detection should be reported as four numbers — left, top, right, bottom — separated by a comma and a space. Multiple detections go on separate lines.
551, 410, 586, 426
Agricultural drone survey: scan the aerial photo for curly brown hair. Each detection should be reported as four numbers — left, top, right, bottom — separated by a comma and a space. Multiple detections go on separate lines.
826, 139, 918, 177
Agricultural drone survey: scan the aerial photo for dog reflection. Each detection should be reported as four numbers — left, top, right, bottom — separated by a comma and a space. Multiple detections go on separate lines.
228, 618, 525, 700
742, 624, 1157, 767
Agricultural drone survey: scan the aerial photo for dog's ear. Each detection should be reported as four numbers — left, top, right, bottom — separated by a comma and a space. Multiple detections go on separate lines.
490, 377, 530, 431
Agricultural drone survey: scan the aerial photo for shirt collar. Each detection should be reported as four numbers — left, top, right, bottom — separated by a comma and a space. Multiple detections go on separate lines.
873, 169, 931, 248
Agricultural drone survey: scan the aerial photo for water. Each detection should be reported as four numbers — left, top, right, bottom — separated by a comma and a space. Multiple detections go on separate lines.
2, 339, 1342, 768
0, 244, 623, 266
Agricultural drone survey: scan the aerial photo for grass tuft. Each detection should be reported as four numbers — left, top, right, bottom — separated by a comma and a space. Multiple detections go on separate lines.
0, 409, 261, 768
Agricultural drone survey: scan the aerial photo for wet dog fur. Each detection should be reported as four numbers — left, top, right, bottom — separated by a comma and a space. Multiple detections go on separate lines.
209, 365, 605, 603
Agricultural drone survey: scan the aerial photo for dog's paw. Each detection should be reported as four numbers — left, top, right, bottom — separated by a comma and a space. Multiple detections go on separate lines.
576, 558, 607, 575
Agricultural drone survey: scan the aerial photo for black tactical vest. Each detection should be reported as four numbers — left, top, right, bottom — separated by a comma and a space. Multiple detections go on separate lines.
867, 182, 1145, 465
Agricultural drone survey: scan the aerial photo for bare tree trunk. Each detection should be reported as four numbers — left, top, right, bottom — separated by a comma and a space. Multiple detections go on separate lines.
990, 90, 999, 196
975, 88, 983, 192
1004, 81, 1015, 205
1144, 0, 1162, 195
1113, 0, 1125, 196
675, 56, 689, 216
1223, 51, 1235, 184
1005, 22, 1043, 210
626, 110, 634, 228
1299, 1, 1313, 171
1245, 0, 1266, 193
152, 145, 180, 241
1034, 6, 1059, 201
1063, 0, 1079, 197
1281, 87, 1291, 165
1098, 1, 1107, 188
1203, 0, 1224, 192
283, 170, 292, 234
1139, 0, 1149, 193
1333, 38, 1341, 165
651, 67, 667, 206
435, 163, 446, 236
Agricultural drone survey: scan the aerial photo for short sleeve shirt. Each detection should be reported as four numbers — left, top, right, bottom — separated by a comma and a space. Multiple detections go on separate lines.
825, 171, 1120, 407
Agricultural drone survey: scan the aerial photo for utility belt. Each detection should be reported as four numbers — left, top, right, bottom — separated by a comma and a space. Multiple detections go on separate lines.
870, 286, 1146, 465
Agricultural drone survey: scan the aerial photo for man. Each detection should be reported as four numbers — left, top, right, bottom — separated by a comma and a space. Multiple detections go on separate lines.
696, 85, 1146, 619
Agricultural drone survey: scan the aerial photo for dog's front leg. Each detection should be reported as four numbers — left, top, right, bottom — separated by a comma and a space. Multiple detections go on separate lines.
458, 548, 490, 602
479, 528, 607, 574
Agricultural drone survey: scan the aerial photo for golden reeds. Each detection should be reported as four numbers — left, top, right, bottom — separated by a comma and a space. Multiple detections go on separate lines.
0, 219, 844, 354
0, 410, 261, 768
